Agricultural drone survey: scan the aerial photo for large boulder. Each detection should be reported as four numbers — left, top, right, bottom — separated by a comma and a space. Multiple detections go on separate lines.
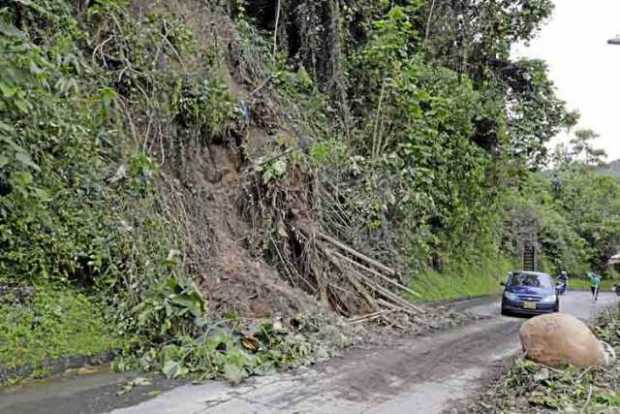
519, 313, 615, 368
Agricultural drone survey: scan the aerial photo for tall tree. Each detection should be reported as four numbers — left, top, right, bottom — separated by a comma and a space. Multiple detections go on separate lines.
570, 128, 607, 166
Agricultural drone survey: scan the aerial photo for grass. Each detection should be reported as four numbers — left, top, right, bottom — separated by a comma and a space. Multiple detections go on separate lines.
409, 257, 514, 302
409, 258, 620, 303
0, 282, 121, 372
568, 278, 616, 292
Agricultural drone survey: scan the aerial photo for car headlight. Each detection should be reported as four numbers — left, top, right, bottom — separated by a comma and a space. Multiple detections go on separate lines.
504, 292, 520, 301
540, 294, 557, 304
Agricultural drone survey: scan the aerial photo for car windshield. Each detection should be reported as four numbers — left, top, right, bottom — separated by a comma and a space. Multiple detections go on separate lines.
508, 273, 552, 288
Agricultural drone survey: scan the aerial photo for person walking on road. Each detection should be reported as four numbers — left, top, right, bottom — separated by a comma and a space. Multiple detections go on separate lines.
587, 272, 601, 301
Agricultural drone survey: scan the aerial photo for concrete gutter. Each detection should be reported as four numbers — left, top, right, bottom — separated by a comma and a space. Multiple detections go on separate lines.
0, 351, 118, 386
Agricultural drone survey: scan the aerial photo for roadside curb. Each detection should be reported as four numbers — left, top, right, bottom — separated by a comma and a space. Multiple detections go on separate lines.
0, 351, 118, 386
419, 294, 498, 307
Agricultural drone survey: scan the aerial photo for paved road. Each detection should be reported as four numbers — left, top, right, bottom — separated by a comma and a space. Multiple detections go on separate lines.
1, 291, 617, 414
109, 291, 616, 414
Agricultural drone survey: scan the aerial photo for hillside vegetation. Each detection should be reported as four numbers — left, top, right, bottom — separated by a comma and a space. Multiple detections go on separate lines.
1, 0, 620, 381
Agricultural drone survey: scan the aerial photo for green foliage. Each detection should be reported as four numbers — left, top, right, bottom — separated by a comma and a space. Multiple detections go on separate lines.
422, 0, 570, 167
173, 77, 238, 140
504, 59, 577, 166
553, 167, 620, 271
129, 274, 205, 342
257, 158, 288, 184
411, 257, 513, 302
154, 323, 316, 383
0, 5, 111, 285
569, 128, 608, 166
113, 316, 342, 384
503, 154, 620, 276
0, 282, 119, 372
0, 0, 231, 380
334, 3, 509, 271
3, 0, 619, 387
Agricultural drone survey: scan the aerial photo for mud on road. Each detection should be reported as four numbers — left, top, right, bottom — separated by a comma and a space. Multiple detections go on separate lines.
1, 292, 616, 414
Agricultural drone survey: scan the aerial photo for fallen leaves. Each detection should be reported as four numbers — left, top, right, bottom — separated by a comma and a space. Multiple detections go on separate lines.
117, 377, 153, 396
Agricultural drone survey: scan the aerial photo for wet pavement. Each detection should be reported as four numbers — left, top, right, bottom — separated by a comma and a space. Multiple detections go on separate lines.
0, 367, 180, 414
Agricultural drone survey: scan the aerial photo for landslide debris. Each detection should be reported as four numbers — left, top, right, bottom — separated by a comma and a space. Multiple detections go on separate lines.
460, 307, 620, 414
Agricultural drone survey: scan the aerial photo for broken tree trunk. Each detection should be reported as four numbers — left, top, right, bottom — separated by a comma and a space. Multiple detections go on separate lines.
317, 232, 396, 276
297, 226, 424, 319
320, 248, 379, 313
331, 250, 420, 299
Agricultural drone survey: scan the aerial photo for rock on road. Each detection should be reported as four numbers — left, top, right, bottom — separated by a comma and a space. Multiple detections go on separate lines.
1, 291, 617, 414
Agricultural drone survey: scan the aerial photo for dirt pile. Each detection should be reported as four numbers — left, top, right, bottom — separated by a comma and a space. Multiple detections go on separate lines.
138, 0, 463, 334
159, 139, 318, 319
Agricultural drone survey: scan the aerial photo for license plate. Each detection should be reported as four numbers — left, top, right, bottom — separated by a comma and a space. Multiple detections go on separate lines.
523, 301, 536, 310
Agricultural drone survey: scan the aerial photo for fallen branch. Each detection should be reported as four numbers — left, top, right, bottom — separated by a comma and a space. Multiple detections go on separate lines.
321, 248, 379, 312
331, 250, 420, 298
348, 309, 393, 324
581, 384, 592, 413
250, 75, 274, 97
373, 299, 411, 329
576, 367, 592, 382
343, 264, 424, 314
317, 232, 396, 276
353, 271, 422, 315
375, 299, 415, 316
315, 242, 422, 315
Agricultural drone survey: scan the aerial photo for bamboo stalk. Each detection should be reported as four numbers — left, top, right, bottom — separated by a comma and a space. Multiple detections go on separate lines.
348, 309, 392, 323
317, 232, 396, 276
272, 0, 281, 60
349, 311, 394, 324
374, 299, 411, 329
320, 249, 379, 312
349, 269, 423, 314
331, 250, 420, 298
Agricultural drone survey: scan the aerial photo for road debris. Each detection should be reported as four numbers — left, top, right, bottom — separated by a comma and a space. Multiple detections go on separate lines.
463, 306, 620, 414
520, 313, 615, 368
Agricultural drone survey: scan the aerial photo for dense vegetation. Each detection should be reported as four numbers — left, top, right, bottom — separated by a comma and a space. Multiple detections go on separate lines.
1, 0, 619, 381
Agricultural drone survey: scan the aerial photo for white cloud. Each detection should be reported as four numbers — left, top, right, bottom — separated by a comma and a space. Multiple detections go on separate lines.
512, 0, 620, 161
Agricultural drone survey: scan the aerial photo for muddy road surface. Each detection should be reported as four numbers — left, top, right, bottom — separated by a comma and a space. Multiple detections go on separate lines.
1, 291, 616, 414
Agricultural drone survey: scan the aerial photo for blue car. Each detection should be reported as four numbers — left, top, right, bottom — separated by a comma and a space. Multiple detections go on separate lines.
500, 271, 559, 316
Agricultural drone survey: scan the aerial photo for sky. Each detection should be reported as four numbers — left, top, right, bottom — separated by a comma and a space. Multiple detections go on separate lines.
512, 0, 620, 161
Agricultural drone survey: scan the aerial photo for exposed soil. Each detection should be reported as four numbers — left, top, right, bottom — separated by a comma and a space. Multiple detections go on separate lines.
179, 139, 319, 319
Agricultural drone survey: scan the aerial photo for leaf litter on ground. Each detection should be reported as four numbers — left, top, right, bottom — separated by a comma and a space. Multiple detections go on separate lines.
117, 377, 153, 396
